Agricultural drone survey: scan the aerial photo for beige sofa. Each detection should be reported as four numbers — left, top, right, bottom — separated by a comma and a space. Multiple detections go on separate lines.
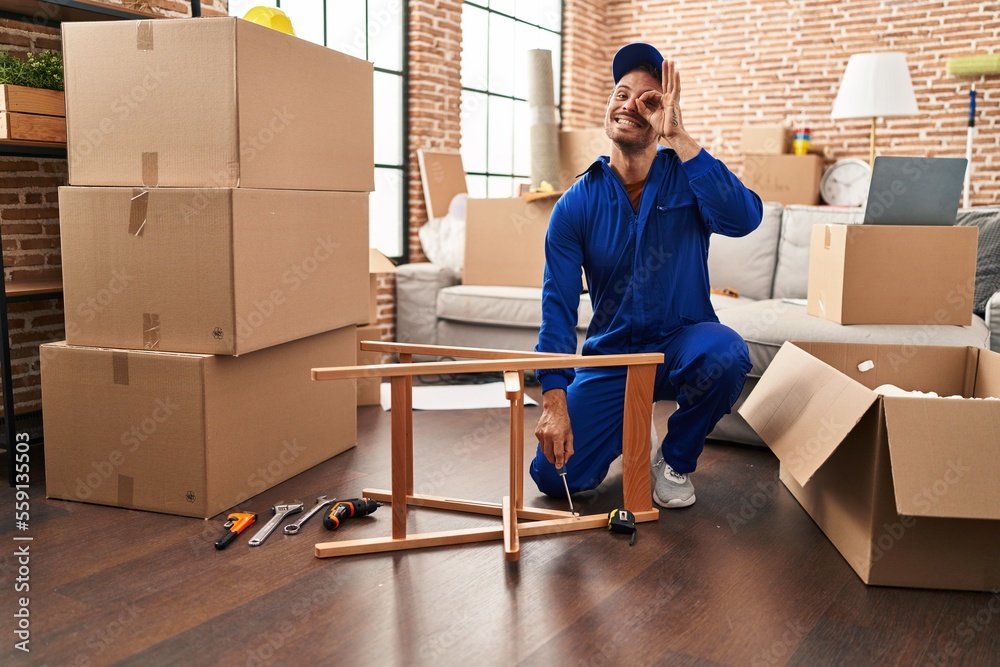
396, 203, 1000, 445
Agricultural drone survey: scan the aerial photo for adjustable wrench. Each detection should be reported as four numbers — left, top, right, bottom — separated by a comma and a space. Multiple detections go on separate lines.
283, 496, 336, 535
248, 502, 303, 547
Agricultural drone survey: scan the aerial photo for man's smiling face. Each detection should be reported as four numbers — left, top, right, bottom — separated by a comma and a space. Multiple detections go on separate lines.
604, 69, 661, 154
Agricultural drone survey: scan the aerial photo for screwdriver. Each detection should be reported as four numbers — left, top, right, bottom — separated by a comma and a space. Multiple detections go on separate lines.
323, 497, 381, 530
558, 470, 579, 516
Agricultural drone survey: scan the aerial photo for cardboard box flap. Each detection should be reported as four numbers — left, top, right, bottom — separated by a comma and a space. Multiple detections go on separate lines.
739, 342, 878, 486
417, 150, 467, 220
883, 397, 1000, 520
369, 248, 397, 274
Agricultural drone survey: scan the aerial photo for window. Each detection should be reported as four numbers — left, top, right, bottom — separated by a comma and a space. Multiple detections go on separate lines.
229, 0, 408, 259
460, 1, 562, 198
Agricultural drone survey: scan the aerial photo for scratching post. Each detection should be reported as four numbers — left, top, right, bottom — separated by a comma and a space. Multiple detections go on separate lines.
527, 49, 560, 191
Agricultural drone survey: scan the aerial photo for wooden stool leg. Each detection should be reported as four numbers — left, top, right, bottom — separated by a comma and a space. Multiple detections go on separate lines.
504, 371, 524, 560
504, 371, 525, 510
398, 353, 414, 495
622, 364, 656, 513
390, 376, 412, 539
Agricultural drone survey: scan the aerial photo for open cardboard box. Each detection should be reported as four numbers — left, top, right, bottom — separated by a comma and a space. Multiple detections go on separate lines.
739, 341, 1000, 592
367, 248, 397, 325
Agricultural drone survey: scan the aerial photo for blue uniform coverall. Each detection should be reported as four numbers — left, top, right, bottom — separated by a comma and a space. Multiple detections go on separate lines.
530, 146, 763, 497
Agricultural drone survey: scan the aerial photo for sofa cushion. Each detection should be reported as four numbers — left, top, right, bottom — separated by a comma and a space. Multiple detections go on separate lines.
956, 206, 1000, 316
437, 285, 592, 331
396, 262, 460, 346
710, 292, 757, 311
772, 205, 864, 299
717, 298, 991, 377
707, 202, 782, 301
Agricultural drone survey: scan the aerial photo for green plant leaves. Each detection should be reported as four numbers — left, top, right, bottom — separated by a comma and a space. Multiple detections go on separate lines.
0, 51, 64, 91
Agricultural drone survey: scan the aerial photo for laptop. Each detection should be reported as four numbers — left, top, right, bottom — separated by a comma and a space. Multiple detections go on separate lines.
862, 156, 968, 225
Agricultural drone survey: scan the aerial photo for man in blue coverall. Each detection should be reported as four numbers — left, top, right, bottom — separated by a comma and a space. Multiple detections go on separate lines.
530, 43, 762, 508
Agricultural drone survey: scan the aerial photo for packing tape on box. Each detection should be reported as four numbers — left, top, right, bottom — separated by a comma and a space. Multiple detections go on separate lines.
142, 152, 159, 187
117, 474, 134, 508
112, 351, 130, 386
129, 189, 149, 236
136, 21, 154, 51
143, 313, 161, 350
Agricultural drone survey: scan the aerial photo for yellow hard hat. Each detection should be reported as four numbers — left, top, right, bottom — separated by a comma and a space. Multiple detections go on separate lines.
243, 6, 296, 36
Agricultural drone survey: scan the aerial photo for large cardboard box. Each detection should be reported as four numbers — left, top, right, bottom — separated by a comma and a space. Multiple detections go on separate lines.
59, 186, 369, 355
741, 154, 822, 205
463, 196, 558, 288
558, 128, 610, 186
41, 327, 358, 519
356, 324, 382, 406
807, 224, 977, 325
740, 125, 792, 154
739, 341, 1000, 592
62, 17, 373, 191
367, 248, 396, 325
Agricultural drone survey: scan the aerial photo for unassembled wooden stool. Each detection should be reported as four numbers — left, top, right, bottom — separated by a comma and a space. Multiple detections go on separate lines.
311, 342, 663, 562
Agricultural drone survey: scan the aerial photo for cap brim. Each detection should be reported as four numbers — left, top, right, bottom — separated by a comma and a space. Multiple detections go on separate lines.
612, 43, 664, 83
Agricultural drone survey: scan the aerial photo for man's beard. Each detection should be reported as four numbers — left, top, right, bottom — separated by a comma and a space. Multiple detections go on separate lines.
605, 119, 656, 156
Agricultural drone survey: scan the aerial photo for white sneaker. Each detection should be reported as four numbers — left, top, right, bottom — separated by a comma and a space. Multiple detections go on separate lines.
651, 454, 696, 508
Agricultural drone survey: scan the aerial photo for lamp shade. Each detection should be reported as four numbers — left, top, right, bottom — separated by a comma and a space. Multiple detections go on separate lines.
831, 52, 919, 119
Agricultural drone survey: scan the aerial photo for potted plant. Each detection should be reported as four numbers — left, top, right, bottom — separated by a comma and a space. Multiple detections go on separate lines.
0, 50, 66, 144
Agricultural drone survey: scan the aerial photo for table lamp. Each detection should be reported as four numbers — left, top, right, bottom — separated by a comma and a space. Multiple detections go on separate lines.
831, 52, 919, 166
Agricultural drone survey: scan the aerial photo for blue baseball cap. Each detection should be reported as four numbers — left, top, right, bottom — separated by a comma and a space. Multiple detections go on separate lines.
612, 42, 664, 83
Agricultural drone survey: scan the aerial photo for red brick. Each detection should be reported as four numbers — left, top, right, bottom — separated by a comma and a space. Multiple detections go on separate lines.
2, 208, 58, 220
19, 238, 60, 250
0, 161, 40, 172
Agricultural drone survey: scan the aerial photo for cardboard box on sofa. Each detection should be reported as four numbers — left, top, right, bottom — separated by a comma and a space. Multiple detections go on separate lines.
739, 341, 1000, 592
356, 324, 382, 406
807, 224, 977, 325
59, 186, 369, 355
740, 125, 791, 154
62, 17, 373, 191
41, 326, 357, 519
741, 154, 822, 205
463, 195, 558, 288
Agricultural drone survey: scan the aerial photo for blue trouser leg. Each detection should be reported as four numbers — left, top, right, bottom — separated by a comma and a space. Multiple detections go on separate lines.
529, 322, 751, 497
654, 322, 752, 475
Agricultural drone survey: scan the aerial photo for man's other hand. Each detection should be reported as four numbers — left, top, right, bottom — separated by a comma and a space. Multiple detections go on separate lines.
534, 389, 574, 469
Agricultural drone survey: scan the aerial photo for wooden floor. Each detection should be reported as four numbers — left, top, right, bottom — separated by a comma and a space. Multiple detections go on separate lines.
2, 394, 999, 667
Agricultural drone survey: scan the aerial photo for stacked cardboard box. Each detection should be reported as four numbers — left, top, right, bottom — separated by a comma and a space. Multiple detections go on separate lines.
42, 18, 375, 518
739, 124, 823, 206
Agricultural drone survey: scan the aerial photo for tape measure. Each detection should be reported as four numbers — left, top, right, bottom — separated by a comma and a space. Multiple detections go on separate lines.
607, 508, 637, 546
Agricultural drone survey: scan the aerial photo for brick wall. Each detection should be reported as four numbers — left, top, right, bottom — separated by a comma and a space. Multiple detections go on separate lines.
407, 0, 463, 263
566, 0, 999, 206
560, 0, 612, 131
0, 1, 227, 418
385, 0, 464, 346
